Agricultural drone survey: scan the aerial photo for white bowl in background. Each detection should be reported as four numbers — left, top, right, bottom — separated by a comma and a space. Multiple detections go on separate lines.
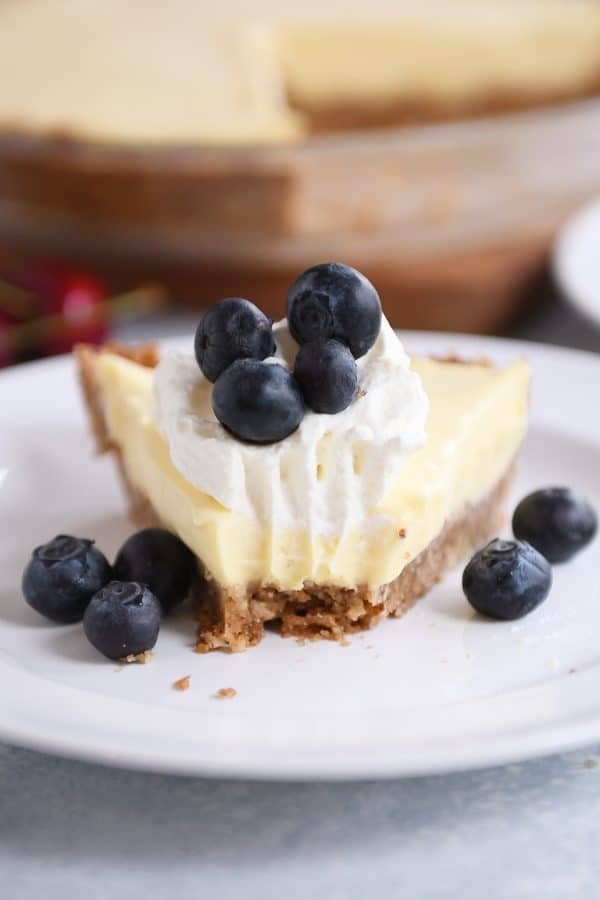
554, 196, 600, 330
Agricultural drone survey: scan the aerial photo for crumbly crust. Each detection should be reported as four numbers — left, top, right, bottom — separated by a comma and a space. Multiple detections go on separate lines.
120, 650, 152, 664
76, 342, 515, 653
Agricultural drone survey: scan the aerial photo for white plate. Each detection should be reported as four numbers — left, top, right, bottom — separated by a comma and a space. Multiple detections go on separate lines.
0, 333, 599, 780
553, 197, 600, 329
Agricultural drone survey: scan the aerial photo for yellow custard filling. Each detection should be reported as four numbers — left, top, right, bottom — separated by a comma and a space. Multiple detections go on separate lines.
97, 352, 529, 590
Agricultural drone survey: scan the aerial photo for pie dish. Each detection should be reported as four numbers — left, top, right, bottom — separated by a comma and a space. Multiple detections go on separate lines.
75, 316, 529, 652
2, 1, 600, 338
1, 0, 599, 144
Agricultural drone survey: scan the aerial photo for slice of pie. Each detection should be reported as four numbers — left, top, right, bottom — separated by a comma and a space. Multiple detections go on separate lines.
75, 316, 529, 652
1, 0, 599, 144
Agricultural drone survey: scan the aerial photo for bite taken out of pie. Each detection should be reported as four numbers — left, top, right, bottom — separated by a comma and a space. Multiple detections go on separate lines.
75, 268, 529, 652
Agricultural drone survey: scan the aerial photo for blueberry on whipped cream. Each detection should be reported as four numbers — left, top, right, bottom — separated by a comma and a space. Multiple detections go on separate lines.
194, 297, 275, 383
192, 263, 387, 443
286, 262, 382, 359
294, 338, 358, 414
212, 358, 305, 444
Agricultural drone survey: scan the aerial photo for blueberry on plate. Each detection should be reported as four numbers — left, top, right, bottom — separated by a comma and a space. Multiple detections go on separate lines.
194, 297, 275, 382
286, 262, 382, 359
83, 581, 161, 660
294, 338, 358, 414
113, 528, 197, 614
512, 487, 597, 563
22, 535, 112, 623
462, 538, 552, 621
212, 358, 305, 444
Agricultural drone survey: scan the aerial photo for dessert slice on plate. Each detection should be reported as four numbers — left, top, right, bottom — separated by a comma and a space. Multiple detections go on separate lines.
76, 264, 529, 652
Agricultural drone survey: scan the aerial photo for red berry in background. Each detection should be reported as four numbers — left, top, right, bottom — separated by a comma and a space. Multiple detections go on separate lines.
14, 263, 109, 356
51, 270, 108, 354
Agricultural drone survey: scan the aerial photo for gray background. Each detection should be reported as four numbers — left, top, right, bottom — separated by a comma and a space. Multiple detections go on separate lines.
3, 290, 600, 900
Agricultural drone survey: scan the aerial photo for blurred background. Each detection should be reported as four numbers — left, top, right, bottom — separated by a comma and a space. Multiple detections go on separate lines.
1, 0, 600, 365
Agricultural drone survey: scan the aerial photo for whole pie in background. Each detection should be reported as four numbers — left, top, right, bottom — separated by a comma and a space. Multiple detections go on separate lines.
1, 0, 600, 333
1, 0, 600, 144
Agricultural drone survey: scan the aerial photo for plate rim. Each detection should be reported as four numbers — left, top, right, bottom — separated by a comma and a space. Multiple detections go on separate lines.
2, 328, 600, 381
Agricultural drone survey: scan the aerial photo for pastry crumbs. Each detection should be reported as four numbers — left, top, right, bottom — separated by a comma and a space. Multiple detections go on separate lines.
398, 528, 406, 538
120, 650, 152, 664
173, 675, 191, 692
215, 687, 237, 699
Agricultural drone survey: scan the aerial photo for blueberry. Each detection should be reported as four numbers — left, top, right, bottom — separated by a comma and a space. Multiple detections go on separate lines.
83, 581, 161, 660
194, 298, 275, 382
212, 358, 304, 444
22, 535, 112, 623
513, 487, 597, 564
462, 538, 552, 621
286, 262, 382, 359
294, 338, 358, 414
113, 528, 197, 614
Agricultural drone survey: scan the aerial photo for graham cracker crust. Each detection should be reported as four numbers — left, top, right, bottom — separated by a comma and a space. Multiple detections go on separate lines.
75, 342, 514, 653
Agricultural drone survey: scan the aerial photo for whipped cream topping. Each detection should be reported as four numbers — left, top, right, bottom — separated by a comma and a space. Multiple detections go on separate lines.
153, 317, 428, 537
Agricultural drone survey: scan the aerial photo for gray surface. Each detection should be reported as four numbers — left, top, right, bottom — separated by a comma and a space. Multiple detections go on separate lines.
1, 743, 600, 900
2, 291, 599, 900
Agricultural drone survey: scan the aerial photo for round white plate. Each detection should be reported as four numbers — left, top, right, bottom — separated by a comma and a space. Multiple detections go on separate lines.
553, 197, 600, 328
0, 333, 599, 780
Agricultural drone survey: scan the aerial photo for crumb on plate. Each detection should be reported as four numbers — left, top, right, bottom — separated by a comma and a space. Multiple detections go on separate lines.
120, 650, 152, 665
173, 675, 191, 692
214, 687, 237, 700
